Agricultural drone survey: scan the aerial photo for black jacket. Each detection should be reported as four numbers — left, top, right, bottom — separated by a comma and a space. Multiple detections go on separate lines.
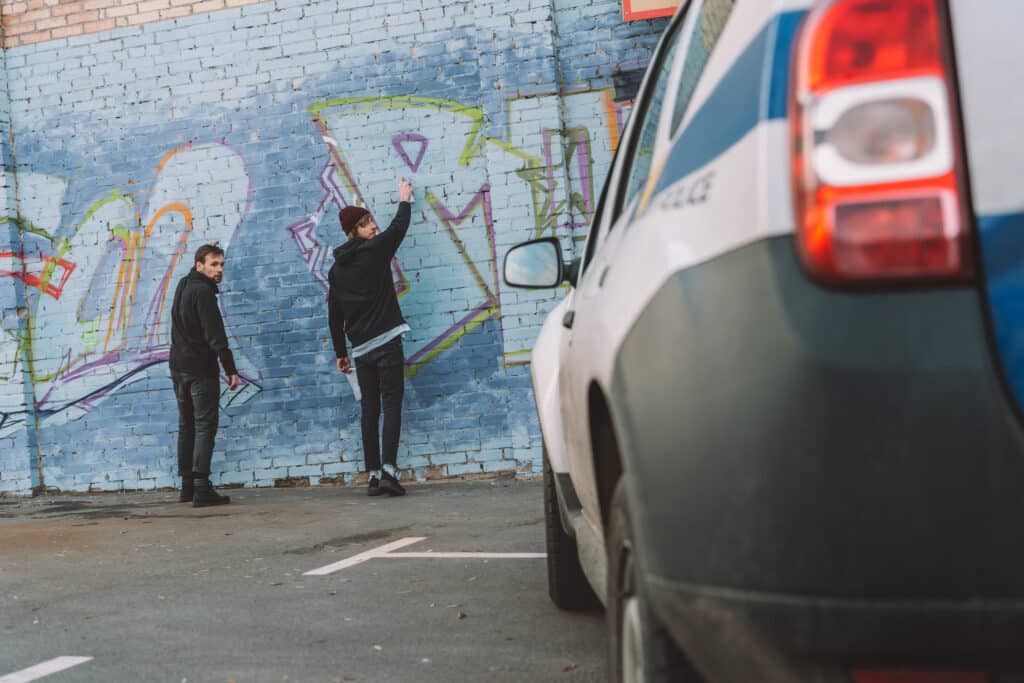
328, 202, 412, 357
169, 269, 237, 377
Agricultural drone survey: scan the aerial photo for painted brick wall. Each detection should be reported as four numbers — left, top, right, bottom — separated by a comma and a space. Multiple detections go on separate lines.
0, 43, 39, 496
0, 0, 667, 495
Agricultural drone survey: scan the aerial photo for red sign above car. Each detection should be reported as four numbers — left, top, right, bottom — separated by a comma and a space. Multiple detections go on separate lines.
623, 0, 680, 21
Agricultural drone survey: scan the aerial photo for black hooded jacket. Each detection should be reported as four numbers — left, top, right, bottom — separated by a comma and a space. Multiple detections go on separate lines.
328, 202, 411, 357
169, 269, 238, 377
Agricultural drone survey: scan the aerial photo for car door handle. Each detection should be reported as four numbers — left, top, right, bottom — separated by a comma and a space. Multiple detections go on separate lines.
562, 310, 575, 329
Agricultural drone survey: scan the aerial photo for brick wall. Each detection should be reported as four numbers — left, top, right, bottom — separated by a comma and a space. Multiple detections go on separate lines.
0, 43, 38, 495
0, 0, 667, 495
0, 0, 269, 47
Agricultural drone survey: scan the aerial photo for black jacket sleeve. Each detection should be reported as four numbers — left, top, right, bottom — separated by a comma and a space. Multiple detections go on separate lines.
195, 288, 238, 376
375, 202, 412, 259
327, 272, 348, 358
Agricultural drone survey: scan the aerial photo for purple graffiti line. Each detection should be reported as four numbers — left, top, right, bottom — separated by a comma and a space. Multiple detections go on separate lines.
19, 142, 263, 436
288, 161, 409, 296
312, 118, 369, 209
319, 155, 347, 206
392, 186, 503, 377
34, 346, 260, 419
392, 133, 428, 173
289, 217, 331, 290
405, 300, 494, 368
429, 186, 500, 306
288, 161, 349, 289
36, 347, 168, 417
295, 108, 505, 377
541, 127, 595, 232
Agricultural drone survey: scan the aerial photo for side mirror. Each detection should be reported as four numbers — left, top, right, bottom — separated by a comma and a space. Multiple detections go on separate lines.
503, 237, 564, 289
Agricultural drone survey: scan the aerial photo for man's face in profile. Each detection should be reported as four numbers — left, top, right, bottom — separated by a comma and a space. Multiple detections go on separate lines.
197, 254, 225, 284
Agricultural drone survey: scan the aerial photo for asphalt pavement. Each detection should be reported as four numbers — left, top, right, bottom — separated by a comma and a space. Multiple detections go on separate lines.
0, 478, 606, 682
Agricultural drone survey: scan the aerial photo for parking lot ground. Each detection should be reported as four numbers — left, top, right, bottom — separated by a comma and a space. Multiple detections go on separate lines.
0, 478, 606, 682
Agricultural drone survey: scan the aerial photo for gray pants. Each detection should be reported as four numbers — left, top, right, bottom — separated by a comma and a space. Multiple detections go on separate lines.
171, 370, 220, 477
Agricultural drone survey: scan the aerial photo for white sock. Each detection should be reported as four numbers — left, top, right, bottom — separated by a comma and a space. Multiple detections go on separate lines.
383, 463, 398, 478
369, 469, 381, 481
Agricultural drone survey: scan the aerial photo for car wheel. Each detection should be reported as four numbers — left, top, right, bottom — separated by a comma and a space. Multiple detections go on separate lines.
608, 480, 702, 683
543, 447, 601, 610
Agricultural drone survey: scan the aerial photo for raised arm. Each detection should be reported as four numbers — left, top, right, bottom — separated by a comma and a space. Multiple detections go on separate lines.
375, 178, 413, 258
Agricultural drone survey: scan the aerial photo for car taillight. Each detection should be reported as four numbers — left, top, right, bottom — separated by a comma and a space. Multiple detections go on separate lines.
852, 671, 989, 683
791, 0, 972, 285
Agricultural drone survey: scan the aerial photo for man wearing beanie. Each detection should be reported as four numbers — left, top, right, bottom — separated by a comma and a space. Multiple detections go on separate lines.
328, 177, 414, 497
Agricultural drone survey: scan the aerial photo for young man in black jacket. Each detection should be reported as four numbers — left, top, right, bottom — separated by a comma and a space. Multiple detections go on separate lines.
169, 243, 239, 507
328, 178, 413, 497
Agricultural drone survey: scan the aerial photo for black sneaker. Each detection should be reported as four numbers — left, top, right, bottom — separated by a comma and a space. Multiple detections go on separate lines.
367, 476, 383, 497
379, 470, 406, 497
192, 478, 231, 508
178, 476, 194, 503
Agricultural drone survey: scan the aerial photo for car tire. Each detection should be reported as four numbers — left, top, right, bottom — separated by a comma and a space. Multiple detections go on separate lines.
543, 448, 601, 611
608, 480, 702, 683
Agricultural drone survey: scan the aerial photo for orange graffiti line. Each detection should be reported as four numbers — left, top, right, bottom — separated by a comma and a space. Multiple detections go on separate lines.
144, 203, 194, 341
604, 90, 620, 152
116, 231, 140, 336
104, 248, 131, 350
157, 142, 194, 173
429, 194, 495, 303
118, 234, 135, 340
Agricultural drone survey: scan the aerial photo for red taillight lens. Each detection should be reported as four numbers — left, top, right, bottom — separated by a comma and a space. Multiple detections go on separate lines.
833, 193, 959, 276
808, 0, 943, 90
852, 671, 989, 683
791, 0, 971, 285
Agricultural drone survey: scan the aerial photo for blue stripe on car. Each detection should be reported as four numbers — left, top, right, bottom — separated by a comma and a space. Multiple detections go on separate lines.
977, 211, 1024, 408
650, 10, 805, 198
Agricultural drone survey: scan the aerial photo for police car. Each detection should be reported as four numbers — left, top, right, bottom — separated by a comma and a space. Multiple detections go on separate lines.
503, 0, 1024, 680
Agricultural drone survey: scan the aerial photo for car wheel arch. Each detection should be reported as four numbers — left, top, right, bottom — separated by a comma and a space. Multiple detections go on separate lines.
588, 381, 623, 533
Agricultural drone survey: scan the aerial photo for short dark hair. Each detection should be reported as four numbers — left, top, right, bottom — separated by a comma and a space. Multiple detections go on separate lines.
194, 243, 224, 266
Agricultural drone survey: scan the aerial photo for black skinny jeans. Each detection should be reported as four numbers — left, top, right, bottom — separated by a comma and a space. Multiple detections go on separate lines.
355, 337, 405, 471
171, 370, 220, 477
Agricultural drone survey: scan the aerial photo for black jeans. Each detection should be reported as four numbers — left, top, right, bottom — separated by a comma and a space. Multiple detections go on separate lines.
355, 337, 405, 471
171, 370, 220, 477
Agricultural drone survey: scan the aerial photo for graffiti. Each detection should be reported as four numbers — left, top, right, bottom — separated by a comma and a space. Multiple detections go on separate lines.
288, 91, 630, 371
288, 162, 410, 296
0, 142, 263, 438
0, 302, 27, 438
0, 247, 75, 300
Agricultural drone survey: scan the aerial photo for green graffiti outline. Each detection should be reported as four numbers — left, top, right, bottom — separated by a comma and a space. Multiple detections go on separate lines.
308, 95, 557, 235
15, 190, 139, 383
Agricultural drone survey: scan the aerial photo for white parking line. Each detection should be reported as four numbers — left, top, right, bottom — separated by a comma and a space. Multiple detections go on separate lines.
303, 537, 546, 575
303, 537, 428, 575
387, 552, 546, 559
0, 657, 93, 683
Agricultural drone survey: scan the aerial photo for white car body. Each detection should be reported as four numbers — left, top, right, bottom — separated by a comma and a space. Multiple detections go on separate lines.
519, 0, 1024, 679
533, 0, 810, 607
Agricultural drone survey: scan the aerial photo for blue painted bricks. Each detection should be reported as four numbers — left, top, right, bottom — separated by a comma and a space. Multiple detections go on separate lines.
0, 0, 667, 495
